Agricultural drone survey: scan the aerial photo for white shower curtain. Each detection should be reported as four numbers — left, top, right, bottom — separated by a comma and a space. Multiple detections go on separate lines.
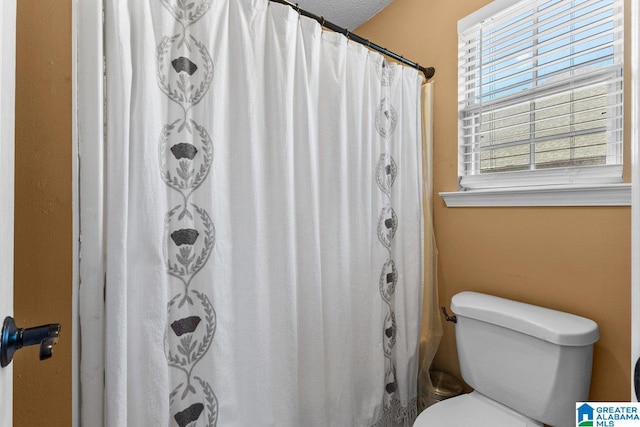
102, 0, 424, 425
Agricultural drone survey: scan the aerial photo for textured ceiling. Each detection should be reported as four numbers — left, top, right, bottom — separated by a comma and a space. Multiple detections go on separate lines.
294, 0, 393, 30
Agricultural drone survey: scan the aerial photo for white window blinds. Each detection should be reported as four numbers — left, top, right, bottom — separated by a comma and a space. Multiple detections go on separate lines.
458, 0, 624, 190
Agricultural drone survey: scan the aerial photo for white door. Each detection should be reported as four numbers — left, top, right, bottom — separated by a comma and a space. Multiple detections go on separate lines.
0, 0, 16, 424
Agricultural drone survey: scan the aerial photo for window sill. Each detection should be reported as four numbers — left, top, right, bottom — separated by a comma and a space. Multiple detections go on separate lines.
440, 183, 631, 207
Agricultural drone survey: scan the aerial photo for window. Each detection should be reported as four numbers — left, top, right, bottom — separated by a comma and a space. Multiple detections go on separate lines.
457, 0, 624, 191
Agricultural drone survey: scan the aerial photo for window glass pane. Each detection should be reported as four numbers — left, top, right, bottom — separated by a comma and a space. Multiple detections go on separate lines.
535, 93, 571, 139
535, 137, 572, 168
478, 103, 531, 173
470, 80, 615, 173
480, 103, 530, 146
481, 145, 531, 172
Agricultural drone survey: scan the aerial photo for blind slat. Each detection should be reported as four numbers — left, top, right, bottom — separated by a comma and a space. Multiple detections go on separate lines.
462, 129, 623, 155
475, 30, 621, 87
476, 0, 604, 38
460, 70, 622, 111
478, 0, 616, 54
462, 123, 620, 149
461, 143, 620, 166
460, 39, 623, 101
461, 98, 624, 135
458, 0, 621, 66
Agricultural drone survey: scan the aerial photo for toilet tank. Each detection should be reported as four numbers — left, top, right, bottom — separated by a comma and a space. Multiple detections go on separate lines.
451, 292, 599, 427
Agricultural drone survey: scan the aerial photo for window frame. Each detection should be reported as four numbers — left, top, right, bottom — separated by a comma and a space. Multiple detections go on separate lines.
444, 0, 628, 206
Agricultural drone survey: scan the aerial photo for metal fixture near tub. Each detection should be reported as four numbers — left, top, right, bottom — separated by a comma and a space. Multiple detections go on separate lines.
441, 306, 457, 323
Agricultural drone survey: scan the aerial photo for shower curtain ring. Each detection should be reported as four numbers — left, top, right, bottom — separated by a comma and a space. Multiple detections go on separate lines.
295, 3, 300, 15
320, 16, 325, 27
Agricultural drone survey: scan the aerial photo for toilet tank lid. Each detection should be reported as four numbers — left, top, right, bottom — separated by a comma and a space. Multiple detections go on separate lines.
450, 292, 599, 346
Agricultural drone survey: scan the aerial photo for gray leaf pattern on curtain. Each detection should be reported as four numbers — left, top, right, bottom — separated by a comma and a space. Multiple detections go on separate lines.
376, 59, 400, 424
157, 1, 218, 426
372, 58, 419, 427
160, 0, 215, 40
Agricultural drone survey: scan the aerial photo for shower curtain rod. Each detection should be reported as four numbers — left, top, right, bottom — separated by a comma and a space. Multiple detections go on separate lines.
268, 0, 436, 80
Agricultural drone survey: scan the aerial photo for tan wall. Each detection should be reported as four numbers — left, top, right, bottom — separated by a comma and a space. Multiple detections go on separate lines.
358, 0, 631, 401
14, 1, 72, 425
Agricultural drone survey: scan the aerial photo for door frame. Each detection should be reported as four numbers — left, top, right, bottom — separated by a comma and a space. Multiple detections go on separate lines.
72, 0, 105, 425
631, 0, 640, 403
0, 1, 16, 425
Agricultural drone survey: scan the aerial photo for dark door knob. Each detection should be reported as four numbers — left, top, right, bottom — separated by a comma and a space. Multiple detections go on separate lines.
0, 316, 61, 368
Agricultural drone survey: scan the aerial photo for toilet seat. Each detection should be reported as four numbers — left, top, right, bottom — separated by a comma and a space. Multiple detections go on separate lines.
413, 391, 544, 427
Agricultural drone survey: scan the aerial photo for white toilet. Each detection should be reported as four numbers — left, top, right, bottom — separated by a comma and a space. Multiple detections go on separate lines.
414, 291, 599, 427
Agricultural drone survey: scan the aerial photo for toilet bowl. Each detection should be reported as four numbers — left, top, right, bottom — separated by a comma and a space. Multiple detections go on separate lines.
414, 291, 599, 427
